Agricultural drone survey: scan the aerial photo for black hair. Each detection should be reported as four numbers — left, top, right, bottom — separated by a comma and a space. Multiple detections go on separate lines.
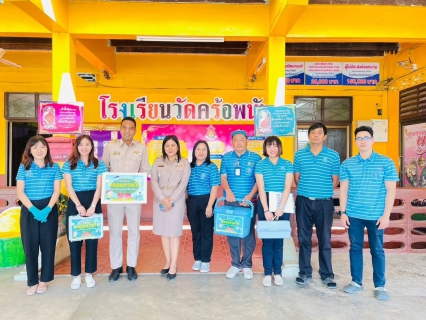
355, 126, 374, 137
262, 136, 283, 157
308, 122, 327, 135
162, 135, 182, 162
121, 116, 136, 127
190, 140, 212, 168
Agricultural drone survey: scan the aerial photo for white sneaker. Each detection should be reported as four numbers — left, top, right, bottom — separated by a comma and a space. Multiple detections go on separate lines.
243, 268, 253, 280
274, 274, 283, 286
71, 275, 81, 290
192, 260, 202, 271
226, 266, 240, 279
200, 262, 210, 273
263, 275, 272, 287
85, 274, 96, 288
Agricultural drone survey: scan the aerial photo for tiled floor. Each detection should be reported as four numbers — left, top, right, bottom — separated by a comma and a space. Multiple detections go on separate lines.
55, 227, 265, 275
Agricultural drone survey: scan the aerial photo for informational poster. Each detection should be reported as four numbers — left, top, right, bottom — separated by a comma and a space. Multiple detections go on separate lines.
38, 102, 84, 134
101, 173, 148, 204
343, 62, 379, 86
285, 62, 305, 85
254, 105, 296, 137
305, 62, 342, 85
68, 214, 104, 242
81, 130, 121, 159
141, 124, 264, 168
402, 123, 426, 187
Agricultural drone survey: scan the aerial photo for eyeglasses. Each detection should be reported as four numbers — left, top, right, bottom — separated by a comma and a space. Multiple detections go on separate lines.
355, 136, 373, 141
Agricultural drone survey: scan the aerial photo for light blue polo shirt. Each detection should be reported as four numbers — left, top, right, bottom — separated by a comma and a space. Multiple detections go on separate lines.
293, 146, 340, 198
220, 150, 261, 199
62, 160, 108, 192
255, 157, 293, 193
340, 151, 399, 220
16, 162, 63, 200
187, 162, 221, 196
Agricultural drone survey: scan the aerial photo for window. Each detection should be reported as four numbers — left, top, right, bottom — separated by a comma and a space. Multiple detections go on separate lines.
5, 93, 52, 121
399, 83, 426, 120
295, 97, 352, 162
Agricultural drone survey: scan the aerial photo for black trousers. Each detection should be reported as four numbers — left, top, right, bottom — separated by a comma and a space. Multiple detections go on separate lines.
66, 190, 102, 276
20, 198, 58, 286
295, 195, 334, 280
186, 194, 214, 263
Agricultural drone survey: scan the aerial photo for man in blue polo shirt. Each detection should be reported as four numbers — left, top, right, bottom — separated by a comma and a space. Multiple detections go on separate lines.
294, 123, 340, 289
339, 126, 398, 301
220, 130, 261, 280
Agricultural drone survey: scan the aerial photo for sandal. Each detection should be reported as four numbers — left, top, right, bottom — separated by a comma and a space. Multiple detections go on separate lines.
27, 285, 38, 296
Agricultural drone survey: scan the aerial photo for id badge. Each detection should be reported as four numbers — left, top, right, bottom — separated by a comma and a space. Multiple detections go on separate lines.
235, 167, 241, 176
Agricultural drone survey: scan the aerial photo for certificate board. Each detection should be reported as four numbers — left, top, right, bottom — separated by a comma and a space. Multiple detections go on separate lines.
101, 172, 147, 204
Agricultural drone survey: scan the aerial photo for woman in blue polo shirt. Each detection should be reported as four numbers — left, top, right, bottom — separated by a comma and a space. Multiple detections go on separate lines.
255, 136, 294, 287
16, 136, 63, 296
62, 135, 107, 290
186, 140, 220, 273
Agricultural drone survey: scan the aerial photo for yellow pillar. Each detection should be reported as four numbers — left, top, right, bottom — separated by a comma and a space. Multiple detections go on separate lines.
266, 37, 294, 160
52, 33, 76, 102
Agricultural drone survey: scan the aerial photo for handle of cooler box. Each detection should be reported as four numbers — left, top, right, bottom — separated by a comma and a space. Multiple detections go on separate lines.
214, 197, 254, 217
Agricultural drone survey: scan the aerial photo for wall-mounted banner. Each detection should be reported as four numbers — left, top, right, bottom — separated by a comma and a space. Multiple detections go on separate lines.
254, 105, 296, 137
285, 62, 305, 85
38, 102, 84, 134
142, 124, 264, 168
99, 95, 265, 121
101, 173, 147, 204
343, 62, 379, 86
305, 62, 342, 85
402, 123, 426, 187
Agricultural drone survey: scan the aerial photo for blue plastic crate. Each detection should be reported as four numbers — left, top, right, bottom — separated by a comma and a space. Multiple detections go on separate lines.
214, 198, 254, 238
256, 220, 291, 239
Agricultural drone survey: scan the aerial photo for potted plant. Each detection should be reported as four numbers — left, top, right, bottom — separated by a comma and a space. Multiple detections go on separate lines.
56, 193, 69, 237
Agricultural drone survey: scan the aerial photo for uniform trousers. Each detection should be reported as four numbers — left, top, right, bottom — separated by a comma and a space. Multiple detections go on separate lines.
66, 190, 102, 276
226, 201, 257, 269
295, 195, 334, 280
186, 194, 215, 263
20, 198, 58, 287
107, 203, 142, 269
257, 193, 290, 276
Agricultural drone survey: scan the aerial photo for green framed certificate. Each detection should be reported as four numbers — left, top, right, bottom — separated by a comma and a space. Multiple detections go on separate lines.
68, 214, 104, 242
101, 172, 147, 204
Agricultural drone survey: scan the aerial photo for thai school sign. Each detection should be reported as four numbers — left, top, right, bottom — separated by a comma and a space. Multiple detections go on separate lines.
343, 62, 379, 86
98, 95, 265, 121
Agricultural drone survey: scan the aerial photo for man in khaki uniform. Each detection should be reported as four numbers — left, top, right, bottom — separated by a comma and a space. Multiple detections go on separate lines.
102, 117, 150, 282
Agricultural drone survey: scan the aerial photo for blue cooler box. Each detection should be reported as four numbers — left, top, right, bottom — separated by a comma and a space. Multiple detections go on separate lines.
256, 220, 291, 239
214, 198, 254, 238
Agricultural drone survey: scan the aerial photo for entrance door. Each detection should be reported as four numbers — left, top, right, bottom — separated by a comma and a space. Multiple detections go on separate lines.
7, 122, 51, 186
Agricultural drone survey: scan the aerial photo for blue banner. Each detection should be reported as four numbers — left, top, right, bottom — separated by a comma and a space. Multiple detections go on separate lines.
254, 105, 296, 137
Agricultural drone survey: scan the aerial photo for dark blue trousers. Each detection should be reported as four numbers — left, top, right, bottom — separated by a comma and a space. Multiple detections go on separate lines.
348, 216, 386, 287
295, 195, 334, 280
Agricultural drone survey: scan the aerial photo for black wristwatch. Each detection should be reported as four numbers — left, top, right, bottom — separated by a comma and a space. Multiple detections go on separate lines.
339, 210, 347, 216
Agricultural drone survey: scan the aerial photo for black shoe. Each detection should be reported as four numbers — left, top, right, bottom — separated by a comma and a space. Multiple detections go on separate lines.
160, 268, 170, 275
126, 266, 138, 281
167, 268, 177, 281
109, 267, 123, 282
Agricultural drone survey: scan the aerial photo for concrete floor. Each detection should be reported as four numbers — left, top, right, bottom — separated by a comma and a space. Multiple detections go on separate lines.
0, 253, 425, 320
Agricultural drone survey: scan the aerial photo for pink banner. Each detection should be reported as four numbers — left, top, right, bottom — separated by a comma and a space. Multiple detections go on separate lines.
403, 122, 426, 187
38, 102, 84, 134
141, 124, 264, 167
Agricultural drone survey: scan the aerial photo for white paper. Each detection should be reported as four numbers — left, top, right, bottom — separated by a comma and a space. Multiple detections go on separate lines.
268, 192, 295, 214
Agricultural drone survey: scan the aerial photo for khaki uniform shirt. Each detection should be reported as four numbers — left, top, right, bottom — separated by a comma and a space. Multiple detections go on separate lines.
151, 157, 190, 202
102, 139, 150, 174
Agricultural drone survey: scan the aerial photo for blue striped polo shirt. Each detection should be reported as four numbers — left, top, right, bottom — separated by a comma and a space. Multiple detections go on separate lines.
16, 162, 63, 200
62, 160, 108, 192
220, 150, 261, 199
187, 162, 221, 196
340, 151, 399, 220
293, 146, 340, 198
255, 157, 293, 193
